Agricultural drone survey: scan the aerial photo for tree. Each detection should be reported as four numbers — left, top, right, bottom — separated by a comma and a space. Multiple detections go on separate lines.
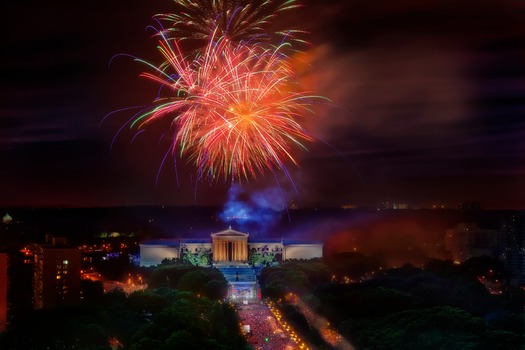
325, 251, 381, 279
461, 256, 507, 281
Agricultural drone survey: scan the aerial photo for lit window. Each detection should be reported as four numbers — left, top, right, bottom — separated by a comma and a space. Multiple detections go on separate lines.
63, 260, 68, 265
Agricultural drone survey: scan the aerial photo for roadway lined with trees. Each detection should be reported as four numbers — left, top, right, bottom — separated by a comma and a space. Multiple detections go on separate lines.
258, 255, 524, 350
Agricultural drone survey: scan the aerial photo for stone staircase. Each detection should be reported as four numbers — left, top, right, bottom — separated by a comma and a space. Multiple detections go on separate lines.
217, 266, 257, 283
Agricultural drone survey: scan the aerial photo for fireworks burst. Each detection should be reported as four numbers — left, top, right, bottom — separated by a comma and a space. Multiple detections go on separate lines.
108, 0, 327, 185
130, 28, 323, 181
155, 0, 307, 47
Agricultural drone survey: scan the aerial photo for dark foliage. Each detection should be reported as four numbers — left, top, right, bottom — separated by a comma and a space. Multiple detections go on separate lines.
302, 259, 525, 350
148, 264, 228, 299
1, 272, 244, 349
258, 259, 331, 298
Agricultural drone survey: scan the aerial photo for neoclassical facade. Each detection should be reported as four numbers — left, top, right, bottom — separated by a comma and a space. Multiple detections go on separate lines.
211, 229, 249, 262
139, 227, 323, 267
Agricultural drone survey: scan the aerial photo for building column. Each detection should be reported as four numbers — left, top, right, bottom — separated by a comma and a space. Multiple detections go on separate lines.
239, 240, 242, 261
221, 241, 224, 261
219, 240, 222, 261
237, 240, 241, 261
223, 240, 226, 261
242, 239, 246, 261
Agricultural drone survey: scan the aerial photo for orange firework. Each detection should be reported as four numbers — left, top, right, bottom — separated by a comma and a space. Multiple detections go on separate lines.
130, 29, 323, 181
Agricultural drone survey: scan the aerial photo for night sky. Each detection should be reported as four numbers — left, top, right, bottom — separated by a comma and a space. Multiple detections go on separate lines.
1, 0, 524, 209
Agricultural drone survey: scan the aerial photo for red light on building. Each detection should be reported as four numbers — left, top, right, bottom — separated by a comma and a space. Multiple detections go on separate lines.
0, 253, 8, 332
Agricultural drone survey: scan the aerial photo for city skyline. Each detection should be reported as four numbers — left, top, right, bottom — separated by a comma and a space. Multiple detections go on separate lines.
2, 0, 524, 209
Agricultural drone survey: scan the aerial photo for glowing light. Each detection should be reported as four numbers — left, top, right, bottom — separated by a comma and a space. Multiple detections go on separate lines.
127, 28, 323, 181
108, 0, 328, 184
155, 0, 305, 46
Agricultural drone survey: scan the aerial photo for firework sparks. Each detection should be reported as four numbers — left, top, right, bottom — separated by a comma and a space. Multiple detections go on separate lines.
130, 28, 323, 181
155, 0, 307, 47
108, 0, 326, 184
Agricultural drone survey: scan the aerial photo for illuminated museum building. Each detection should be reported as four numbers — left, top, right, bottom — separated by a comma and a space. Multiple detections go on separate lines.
139, 227, 323, 267
140, 228, 322, 300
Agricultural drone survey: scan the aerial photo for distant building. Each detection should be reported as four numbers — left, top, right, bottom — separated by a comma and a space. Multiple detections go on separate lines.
498, 213, 525, 286
445, 223, 498, 264
139, 227, 323, 267
0, 253, 7, 332
5, 249, 34, 319
2, 213, 12, 225
33, 243, 81, 309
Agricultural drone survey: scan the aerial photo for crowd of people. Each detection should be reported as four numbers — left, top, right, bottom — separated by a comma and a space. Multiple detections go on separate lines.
236, 301, 297, 350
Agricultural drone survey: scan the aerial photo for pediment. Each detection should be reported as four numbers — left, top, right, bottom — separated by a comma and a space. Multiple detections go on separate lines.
211, 228, 249, 238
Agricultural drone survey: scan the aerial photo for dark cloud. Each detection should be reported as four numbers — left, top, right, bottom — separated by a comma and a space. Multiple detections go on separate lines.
286, 0, 525, 209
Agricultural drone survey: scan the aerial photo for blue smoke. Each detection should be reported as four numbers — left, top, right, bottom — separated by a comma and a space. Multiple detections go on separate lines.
219, 185, 286, 235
